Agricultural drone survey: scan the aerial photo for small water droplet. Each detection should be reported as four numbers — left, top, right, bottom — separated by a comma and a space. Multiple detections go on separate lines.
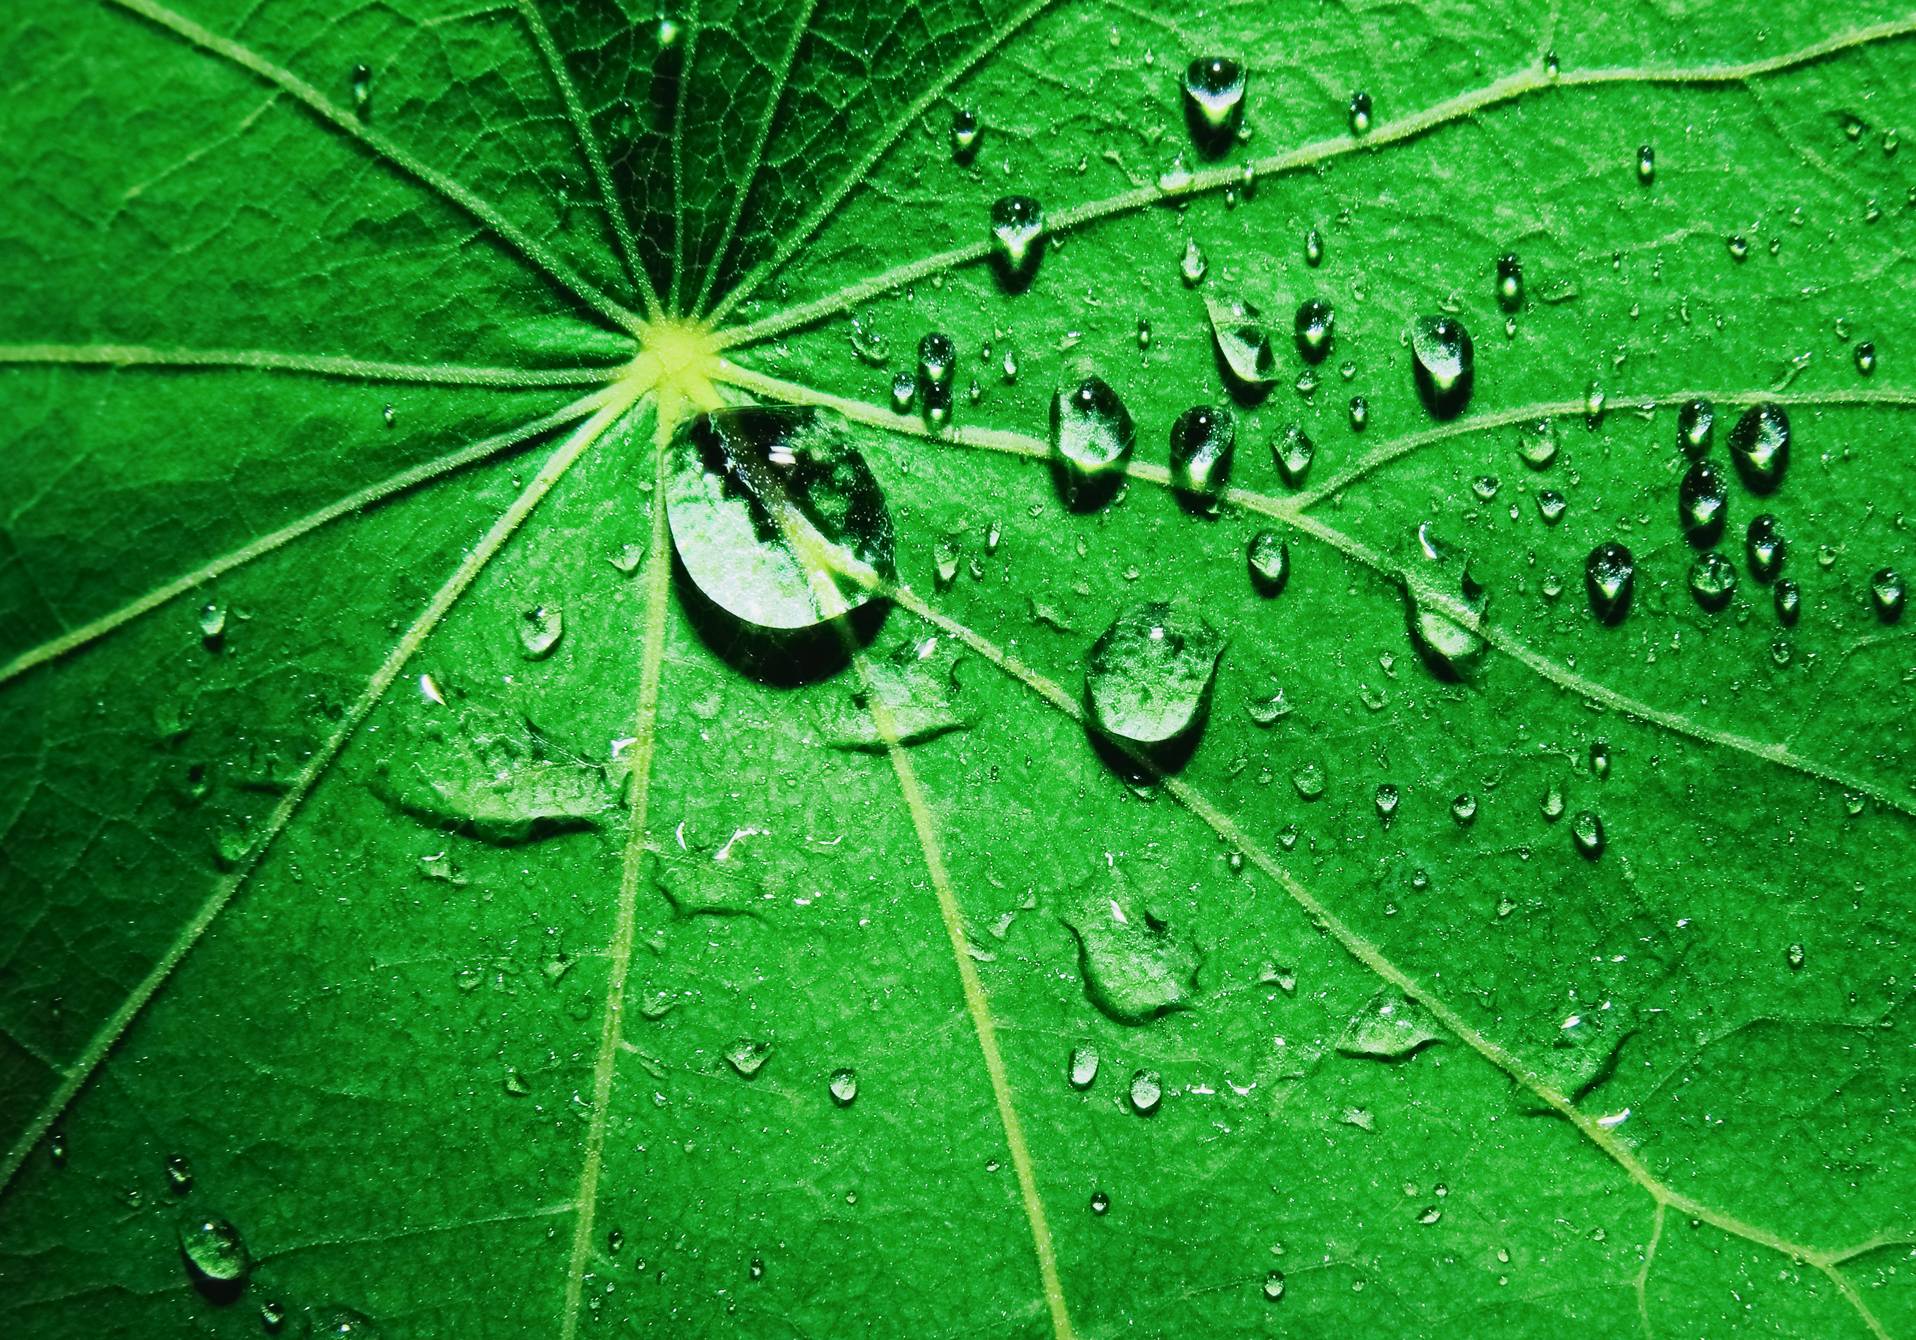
165, 1153, 194, 1194
1496, 253, 1523, 311
1745, 514, 1786, 583
890, 370, 915, 414
918, 331, 955, 389
1246, 530, 1290, 596
988, 195, 1045, 289
1635, 144, 1655, 184
828, 1067, 859, 1106
1451, 793, 1477, 826
1183, 57, 1246, 151
950, 107, 981, 162
1090, 1190, 1111, 1215
1348, 395, 1369, 432
178, 1214, 250, 1288
1585, 542, 1634, 624
1304, 227, 1324, 267
1405, 523, 1487, 678
1773, 578, 1802, 626
726, 1038, 772, 1079
1085, 601, 1224, 758
1677, 398, 1715, 457
1050, 376, 1135, 510
1536, 489, 1566, 525
198, 600, 227, 644
1584, 381, 1606, 428
1129, 1069, 1162, 1116
1472, 475, 1500, 501
1179, 238, 1208, 286
260, 1299, 288, 1333
1291, 759, 1327, 800
1410, 315, 1473, 418
1068, 1044, 1100, 1090
1206, 295, 1277, 387
1517, 418, 1557, 470
311, 1306, 378, 1337
1339, 989, 1443, 1059
1544, 50, 1560, 78
1688, 551, 1737, 611
1293, 299, 1335, 364
1272, 423, 1314, 486
1571, 811, 1606, 859
1786, 943, 1807, 971
1169, 405, 1235, 513
1871, 568, 1906, 622
1136, 317, 1152, 353
1727, 234, 1749, 262
1347, 90, 1372, 135
1679, 461, 1728, 545
1728, 403, 1789, 494
1264, 1270, 1287, 1302
1374, 783, 1400, 826
1853, 341, 1877, 376
350, 64, 372, 120
518, 605, 563, 659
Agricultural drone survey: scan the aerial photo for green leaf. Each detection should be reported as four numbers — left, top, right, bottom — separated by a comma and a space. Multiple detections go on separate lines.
2, 2, 1912, 1337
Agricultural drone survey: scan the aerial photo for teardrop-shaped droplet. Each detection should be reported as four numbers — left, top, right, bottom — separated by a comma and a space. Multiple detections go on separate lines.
889, 370, 915, 414
1049, 376, 1135, 511
1678, 460, 1728, 546
1084, 600, 1225, 755
1688, 551, 1737, 611
1304, 227, 1324, 267
1536, 489, 1567, 525
1272, 423, 1314, 486
350, 63, 372, 120
1854, 341, 1877, 376
1179, 238, 1208, 286
1348, 395, 1369, 432
1677, 398, 1715, 457
988, 195, 1045, 289
1182, 57, 1245, 152
828, 1067, 858, 1107
950, 107, 981, 162
1517, 418, 1557, 470
1404, 522, 1487, 678
1347, 89, 1372, 134
917, 331, 955, 389
1745, 514, 1786, 583
1293, 299, 1335, 364
1635, 144, 1655, 184
1246, 530, 1290, 596
178, 1214, 250, 1288
1585, 542, 1634, 624
665, 407, 894, 643
1206, 295, 1277, 388
1410, 315, 1474, 418
1129, 1068, 1163, 1116
1067, 1044, 1100, 1090
1571, 811, 1606, 859
1773, 578, 1801, 626
1169, 405, 1235, 513
1264, 1271, 1287, 1302
1872, 568, 1906, 623
1495, 253, 1523, 311
1728, 403, 1789, 494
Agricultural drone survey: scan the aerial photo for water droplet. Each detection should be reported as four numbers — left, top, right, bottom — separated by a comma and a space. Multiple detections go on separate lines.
1773, 578, 1801, 626
889, 370, 915, 414
1496, 253, 1523, 311
518, 605, 562, 659
1293, 299, 1335, 364
179, 1214, 250, 1288
1786, 943, 1807, 971
1516, 418, 1557, 470
1405, 523, 1487, 678
825, 1066, 858, 1106
350, 63, 372, 120
197, 600, 227, 645
1688, 551, 1737, 611
1410, 315, 1474, 418
726, 1038, 772, 1079
918, 331, 954, 388
1273, 424, 1314, 486
1347, 90, 1372, 134
988, 195, 1045, 289
1544, 49, 1560, 78
1050, 377, 1135, 510
1085, 600, 1224, 759
1263, 1270, 1287, 1302
1745, 514, 1786, 583
1246, 531, 1290, 596
1291, 759, 1327, 800
950, 107, 981, 162
260, 1299, 288, 1332
1871, 568, 1906, 622
1090, 1190, 1111, 1215
1169, 406, 1235, 512
1584, 381, 1606, 428
847, 312, 888, 366
1183, 57, 1246, 151
1677, 398, 1715, 457
1348, 395, 1369, 432
1585, 543, 1634, 625
1156, 153, 1194, 193
1304, 227, 1324, 267
1536, 489, 1566, 525
1068, 1044, 1100, 1090
1678, 461, 1728, 545
1451, 793, 1477, 826
1179, 238, 1208, 286
1129, 1068, 1163, 1116
1854, 341, 1877, 376
666, 408, 894, 647
1374, 783, 1399, 826
1727, 234, 1749, 262
1635, 144, 1655, 184
1338, 989, 1443, 1059
1136, 318, 1152, 353
1728, 404, 1789, 494
1571, 811, 1606, 859
311, 1307, 378, 1337
1206, 296, 1277, 387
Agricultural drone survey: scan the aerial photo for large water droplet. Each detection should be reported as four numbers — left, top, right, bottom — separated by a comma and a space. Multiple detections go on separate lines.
1404, 523, 1487, 679
1688, 551, 1737, 611
1678, 460, 1728, 546
828, 1067, 859, 1107
1338, 990, 1443, 1060
1745, 514, 1786, 583
1584, 542, 1634, 624
1677, 398, 1715, 457
1050, 377, 1135, 511
1410, 316, 1474, 418
1085, 601, 1223, 767
1246, 531, 1290, 596
1872, 568, 1906, 622
1068, 1043, 1100, 1090
178, 1214, 250, 1295
726, 1038, 773, 1079
666, 407, 894, 659
988, 195, 1044, 289
1206, 295, 1277, 389
1060, 892, 1200, 1024
1183, 57, 1246, 152
1293, 299, 1335, 364
1728, 403, 1790, 494
1169, 406, 1235, 513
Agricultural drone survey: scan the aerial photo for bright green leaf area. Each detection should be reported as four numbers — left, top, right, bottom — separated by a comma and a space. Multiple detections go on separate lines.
1, 0, 1912, 1335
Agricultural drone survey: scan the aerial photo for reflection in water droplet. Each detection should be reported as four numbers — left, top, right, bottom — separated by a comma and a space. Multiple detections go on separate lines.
1050, 377, 1135, 511
1745, 514, 1786, 583
1169, 406, 1235, 512
1129, 1069, 1162, 1116
1293, 299, 1335, 364
1872, 568, 1906, 622
829, 1067, 859, 1107
1678, 461, 1728, 546
1677, 398, 1715, 457
1536, 489, 1566, 525
1584, 542, 1634, 624
1410, 316, 1473, 418
1068, 1044, 1100, 1090
1571, 811, 1606, 859
1338, 989, 1442, 1059
1246, 531, 1290, 596
1183, 57, 1246, 152
1090, 1190, 1111, 1215
1688, 551, 1737, 611
988, 195, 1045, 289
1728, 403, 1789, 493
1206, 296, 1277, 388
